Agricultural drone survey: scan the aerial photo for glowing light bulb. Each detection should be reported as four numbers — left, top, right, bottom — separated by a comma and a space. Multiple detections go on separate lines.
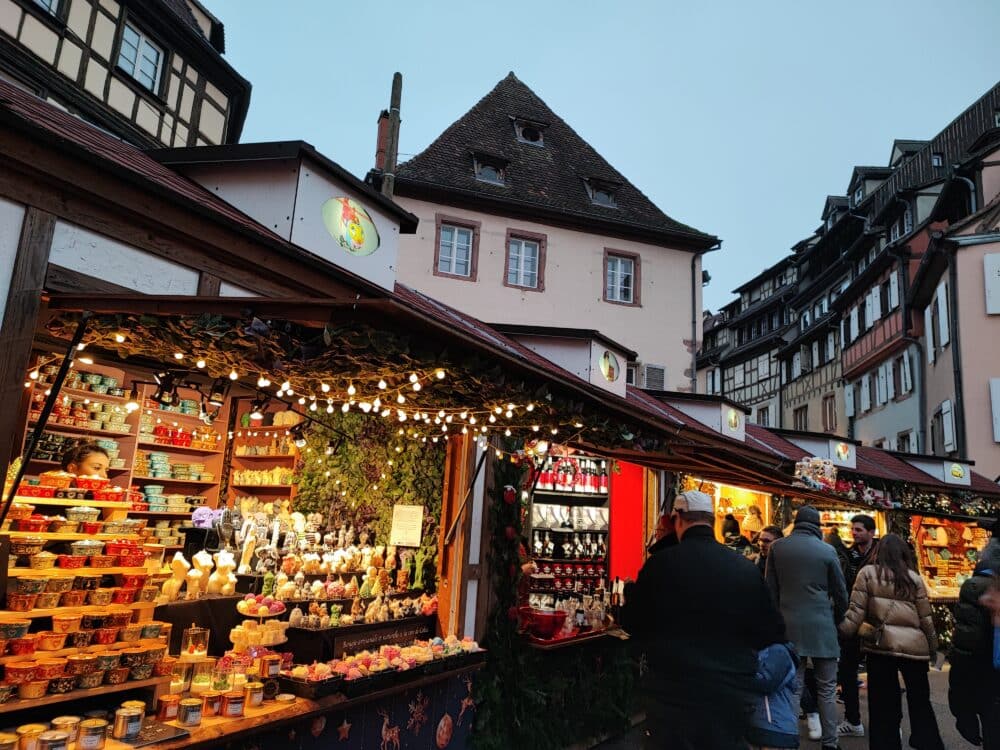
460, 411, 468, 420
504, 429, 512, 437
229, 369, 238, 380
435, 369, 445, 380
396, 394, 406, 404
298, 397, 306, 405
347, 384, 356, 396
551, 428, 559, 435
469, 416, 477, 425
359, 402, 372, 413
378, 379, 387, 390
532, 425, 539, 432
409, 373, 419, 383
321, 383, 330, 393
28, 370, 39, 380
309, 401, 318, 411
505, 410, 513, 419
372, 398, 381, 410
114, 333, 126, 343
488, 415, 496, 423
494, 406, 502, 414
257, 375, 271, 388
526, 403, 535, 412
412, 382, 421, 392
174, 352, 184, 360
196, 359, 206, 369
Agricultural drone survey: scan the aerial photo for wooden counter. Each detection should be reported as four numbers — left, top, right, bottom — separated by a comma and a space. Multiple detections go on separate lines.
101, 663, 483, 749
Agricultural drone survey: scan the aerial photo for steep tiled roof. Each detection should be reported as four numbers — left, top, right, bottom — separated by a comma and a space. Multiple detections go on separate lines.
745, 425, 809, 461
854, 446, 943, 487
395, 73, 717, 250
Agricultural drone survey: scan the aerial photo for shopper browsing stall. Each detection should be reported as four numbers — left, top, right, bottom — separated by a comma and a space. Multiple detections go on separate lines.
60, 443, 110, 478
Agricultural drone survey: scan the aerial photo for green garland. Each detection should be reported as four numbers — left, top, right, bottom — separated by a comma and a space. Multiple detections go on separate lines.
293, 412, 445, 591
472, 440, 635, 750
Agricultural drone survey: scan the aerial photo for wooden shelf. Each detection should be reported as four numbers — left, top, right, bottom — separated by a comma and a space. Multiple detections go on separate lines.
26, 459, 130, 473
230, 484, 295, 490
12, 496, 133, 509
8, 566, 151, 577
143, 408, 203, 423
5, 531, 141, 541
132, 477, 217, 486
0, 637, 164, 666
29, 421, 132, 439
129, 510, 191, 519
0, 601, 154, 621
0, 675, 169, 715
232, 454, 296, 461
52, 385, 130, 404
136, 441, 222, 455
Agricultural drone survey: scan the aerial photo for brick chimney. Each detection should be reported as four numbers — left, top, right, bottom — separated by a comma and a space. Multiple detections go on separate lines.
375, 109, 390, 171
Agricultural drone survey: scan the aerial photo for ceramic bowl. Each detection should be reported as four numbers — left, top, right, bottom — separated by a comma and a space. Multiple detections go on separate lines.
104, 666, 130, 685
5, 593, 37, 612
36, 631, 67, 651
0, 622, 30, 640
47, 675, 76, 694
88, 589, 114, 606
18, 679, 49, 699
120, 574, 147, 589
3, 661, 37, 685
28, 552, 57, 570
51, 614, 82, 634
137, 586, 159, 603
75, 670, 105, 689
7, 503, 34, 520
65, 653, 98, 676
70, 539, 103, 556
119, 649, 145, 668
152, 656, 175, 677
15, 517, 50, 533
88, 555, 117, 569
34, 658, 66, 679
72, 575, 101, 591
48, 519, 80, 534
111, 588, 136, 605
61, 590, 87, 607
10, 538, 45, 556
34, 592, 61, 609
44, 577, 74, 594
128, 663, 153, 680
11, 578, 48, 595
68, 630, 94, 648
139, 622, 162, 639
79, 521, 104, 535
57, 554, 86, 569
118, 624, 142, 643
93, 627, 118, 646
142, 644, 166, 664
79, 613, 108, 630
105, 609, 133, 628
94, 652, 120, 671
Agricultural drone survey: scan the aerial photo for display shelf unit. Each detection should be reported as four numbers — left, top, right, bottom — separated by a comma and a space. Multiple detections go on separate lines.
28, 422, 134, 440
5, 531, 142, 541
56, 385, 131, 404
227, 408, 299, 509
0, 638, 165, 666
11, 496, 134, 510
26, 459, 131, 473
231, 453, 296, 460
129, 510, 192, 519
0, 675, 170, 715
132, 477, 217, 487
231, 484, 295, 491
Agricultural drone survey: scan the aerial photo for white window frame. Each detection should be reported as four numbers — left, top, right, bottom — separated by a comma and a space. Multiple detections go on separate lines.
889, 270, 900, 309
605, 255, 635, 304
941, 399, 956, 452
437, 224, 474, 277
860, 374, 872, 412
901, 353, 913, 393
990, 378, 1000, 442
936, 280, 950, 347
117, 21, 165, 93
903, 206, 913, 234
506, 237, 539, 289
845, 382, 856, 417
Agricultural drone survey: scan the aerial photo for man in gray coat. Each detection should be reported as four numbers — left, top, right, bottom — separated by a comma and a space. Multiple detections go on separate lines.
766, 505, 849, 750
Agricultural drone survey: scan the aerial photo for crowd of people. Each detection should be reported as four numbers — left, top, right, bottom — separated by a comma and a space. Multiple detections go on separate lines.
621, 492, 1000, 750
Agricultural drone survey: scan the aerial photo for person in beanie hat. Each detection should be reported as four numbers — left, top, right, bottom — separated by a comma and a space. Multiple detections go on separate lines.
767, 505, 849, 750
623, 490, 785, 749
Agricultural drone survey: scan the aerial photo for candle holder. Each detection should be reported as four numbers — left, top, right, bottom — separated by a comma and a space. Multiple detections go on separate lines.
170, 660, 192, 694
190, 657, 216, 696
180, 623, 210, 661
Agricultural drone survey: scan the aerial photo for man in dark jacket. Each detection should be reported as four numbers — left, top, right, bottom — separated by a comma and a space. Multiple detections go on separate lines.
836, 513, 879, 738
949, 526, 1000, 748
621, 490, 785, 749
767, 505, 849, 750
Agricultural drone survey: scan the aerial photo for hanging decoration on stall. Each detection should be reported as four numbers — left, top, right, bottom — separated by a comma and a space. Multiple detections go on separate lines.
321, 197, 381, 256
794, 457, 838, 491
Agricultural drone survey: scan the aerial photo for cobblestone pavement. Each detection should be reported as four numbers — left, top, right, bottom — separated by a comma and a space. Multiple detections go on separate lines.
594, 663, 969, 749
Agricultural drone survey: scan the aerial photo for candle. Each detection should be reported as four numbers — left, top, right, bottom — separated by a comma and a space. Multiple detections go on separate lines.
190, 675, 211, 695
232, 673, 248, 691
169, 678, 186, 695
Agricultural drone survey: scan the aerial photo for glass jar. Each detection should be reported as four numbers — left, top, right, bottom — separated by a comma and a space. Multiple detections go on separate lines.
169, 660, 191, 694
180, 624, 209, 660
190, 658, 216, 696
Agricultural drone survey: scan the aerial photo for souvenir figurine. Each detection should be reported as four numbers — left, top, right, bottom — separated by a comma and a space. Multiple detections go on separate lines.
193, 549, 214, 594
162, 552, 191, 602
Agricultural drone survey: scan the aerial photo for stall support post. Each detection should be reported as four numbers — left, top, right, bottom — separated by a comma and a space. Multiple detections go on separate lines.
0, 311, 91, 527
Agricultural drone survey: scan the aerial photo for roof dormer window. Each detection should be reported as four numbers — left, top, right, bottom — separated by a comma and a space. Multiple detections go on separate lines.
931, 152, 944, 168
513, 119, 546, 146
852, 185, 864, 206
473, 153, 507, 186
585, 178, 618, 208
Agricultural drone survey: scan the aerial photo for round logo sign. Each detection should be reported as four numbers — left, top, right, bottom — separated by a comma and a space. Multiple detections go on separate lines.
321, 197, 380, 256
727, 408, 741, 431
835, 442, 852, 462
949, 463, 965, 479
599, 351, 620, 383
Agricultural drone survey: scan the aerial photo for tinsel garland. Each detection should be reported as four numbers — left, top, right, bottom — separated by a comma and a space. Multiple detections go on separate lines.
472, 440, 635, 750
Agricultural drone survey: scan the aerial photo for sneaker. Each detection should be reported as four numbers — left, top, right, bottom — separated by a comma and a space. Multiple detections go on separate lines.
837, 720, 865, 737
806, 713, 822, 740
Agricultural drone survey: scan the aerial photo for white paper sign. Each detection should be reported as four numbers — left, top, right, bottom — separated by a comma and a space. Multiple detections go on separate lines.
389, 504, 424, 547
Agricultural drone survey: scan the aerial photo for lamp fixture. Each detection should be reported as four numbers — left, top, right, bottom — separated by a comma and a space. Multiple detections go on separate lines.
207, 377, 231, 408
124, 389, 140, 413
151, 371, 180, 406
249, 396, 269, 421
290, 423, 308, 449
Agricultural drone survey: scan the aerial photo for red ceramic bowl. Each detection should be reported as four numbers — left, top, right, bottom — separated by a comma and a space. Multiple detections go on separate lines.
75, 477, 109, 491
92, 488, 125, 502
9, 636, 37, 656
93, 628, 119, 646
526, 609, 567, 640
104, 542, 137, 557
119, 574, 147, 589
15, 516, 50, 533
57, 554, 86, 569
80, 521, 104, 535
118, 552, 147, 568
111, 588, 136, 605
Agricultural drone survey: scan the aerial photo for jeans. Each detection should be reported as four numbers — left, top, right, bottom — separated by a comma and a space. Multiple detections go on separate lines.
796, 657, 838, 746
837, 636, 863, 725
866, 654, 944, 750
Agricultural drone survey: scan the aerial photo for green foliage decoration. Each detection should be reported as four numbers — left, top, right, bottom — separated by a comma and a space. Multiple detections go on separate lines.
293, 411, 445, 591
472, 439, 635, 750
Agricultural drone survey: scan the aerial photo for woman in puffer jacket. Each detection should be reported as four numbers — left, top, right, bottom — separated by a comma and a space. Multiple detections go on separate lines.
839, 533, 944, 750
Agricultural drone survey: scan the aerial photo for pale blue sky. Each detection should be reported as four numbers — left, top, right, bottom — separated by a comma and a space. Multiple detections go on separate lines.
208, 0, 1000, 310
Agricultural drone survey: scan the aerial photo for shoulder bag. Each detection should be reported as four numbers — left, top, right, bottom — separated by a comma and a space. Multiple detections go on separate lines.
858, 600, 896, 646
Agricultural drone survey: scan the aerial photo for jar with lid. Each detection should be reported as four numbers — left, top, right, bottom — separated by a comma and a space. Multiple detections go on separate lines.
15, 724, 46, 750
156, 695, 180, 722
202, 690, 222, 717
180, 623, 210, 661
178, 698, 203, 727
0, 733, 15, 750
36, 731, 69, 750
48, 718, 79, 744
244, 681, 264, 709
220, 691, 244, 718
76, 719, 108, 750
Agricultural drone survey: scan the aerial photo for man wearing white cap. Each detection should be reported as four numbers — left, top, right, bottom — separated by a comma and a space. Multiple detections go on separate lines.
621, 490, 785, 749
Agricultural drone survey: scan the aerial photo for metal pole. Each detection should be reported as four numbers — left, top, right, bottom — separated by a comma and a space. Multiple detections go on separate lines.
0, 311, 91, 526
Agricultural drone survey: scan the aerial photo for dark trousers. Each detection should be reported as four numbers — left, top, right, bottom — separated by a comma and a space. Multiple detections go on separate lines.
801, 667, 817, 714
866, 654, 944, 750
985, 696, 1000, 750
642, 704, 748, 750
837, 636, 862, 725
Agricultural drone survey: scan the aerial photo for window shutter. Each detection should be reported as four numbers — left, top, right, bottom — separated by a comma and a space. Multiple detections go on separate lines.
850, 308, 859, 340
826, 332, 835, 362
886, 360, 896, 400
864, 291, 874, 329
811, 341, 820, 369
860, 374, 872, 411
792, 352, 801, 379
924, 305, 935, 363
876, 365, 887, 405
872, 287, 883, 320
714, 367, 722, 395
936, 281, 950, 346
902, 353, 913, 393
840, 319, 846, 348
734, 365, 744, 387
845, 383, 855, 417
643, 364, 666, 391
889, 270, 900, 309
758, 357, 769, 379
990, 378, 1000, 442
942, 399, 956, 451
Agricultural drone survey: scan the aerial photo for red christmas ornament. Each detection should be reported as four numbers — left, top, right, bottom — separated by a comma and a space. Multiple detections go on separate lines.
504, 526, 517, 541
503, 486, 516, 505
